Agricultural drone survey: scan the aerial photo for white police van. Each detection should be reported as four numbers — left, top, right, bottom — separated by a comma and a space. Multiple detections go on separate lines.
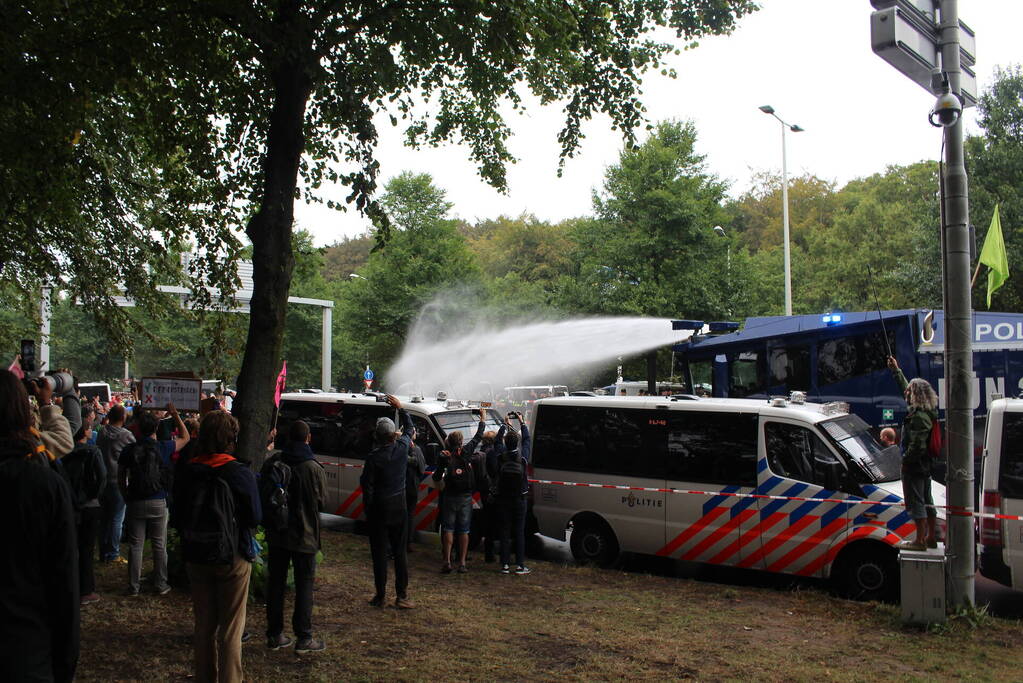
529, 394, 946, 600
275, 392, 503, 531
979, 397, 1023, 590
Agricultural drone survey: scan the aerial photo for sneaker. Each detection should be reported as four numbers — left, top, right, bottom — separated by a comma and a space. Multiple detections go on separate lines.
457, 564, 469, 574
267, 634, 293, 650
898, 540, 926, 551
295, 637, 326, 653
126, 588, 140, 597
368, 595, 384, 608
515, 565, 532, 575
441, 563, 453, 574
156, 585, 172, 596
113, 556, 128, 565
500, 564, 511, 574
80, 593, 101, 605
394, 597, 415, 610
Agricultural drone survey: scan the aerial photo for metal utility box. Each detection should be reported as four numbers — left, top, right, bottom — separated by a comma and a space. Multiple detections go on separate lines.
900, 548, 947, 624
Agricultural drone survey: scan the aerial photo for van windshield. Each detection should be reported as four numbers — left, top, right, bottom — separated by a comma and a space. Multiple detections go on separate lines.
433, 410, 504, 442
818, 414, 902, 483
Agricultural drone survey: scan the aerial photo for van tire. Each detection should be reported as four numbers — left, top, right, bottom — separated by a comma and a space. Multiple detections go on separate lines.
834, 544, 899, 602
570, 521, 619, 568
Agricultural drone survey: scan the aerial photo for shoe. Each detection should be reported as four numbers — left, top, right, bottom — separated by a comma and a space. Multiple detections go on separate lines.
80, 593, 101, 605
241, 631, 252, 644
368, 595, 384, 608
441, 563, 453, 574
295, 637, 326, 653
156, 585, 172, 596
267, 634, 294, 650
394, 597, 415, 610
500, 564, 511, 574
457, 564, 468, 574
126, 588, 140, 597
898, 540, 926, 551
113, 556, 128, 565
515, 566, 532, 575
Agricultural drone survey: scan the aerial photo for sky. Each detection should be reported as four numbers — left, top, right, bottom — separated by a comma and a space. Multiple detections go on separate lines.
293, 0, 1023, 247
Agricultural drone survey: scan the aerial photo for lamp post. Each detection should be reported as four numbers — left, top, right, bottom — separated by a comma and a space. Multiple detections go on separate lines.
713, 225, 730, 317
759, 105, 804, 316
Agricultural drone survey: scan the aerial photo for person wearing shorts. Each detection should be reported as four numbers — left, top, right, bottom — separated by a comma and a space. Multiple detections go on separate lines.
433, 412, 488, 573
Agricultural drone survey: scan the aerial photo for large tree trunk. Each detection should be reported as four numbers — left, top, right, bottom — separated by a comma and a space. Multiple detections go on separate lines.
232, 41, 313, 468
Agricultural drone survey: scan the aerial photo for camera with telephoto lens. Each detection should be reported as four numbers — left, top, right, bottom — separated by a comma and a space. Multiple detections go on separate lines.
31, 372, 76, 398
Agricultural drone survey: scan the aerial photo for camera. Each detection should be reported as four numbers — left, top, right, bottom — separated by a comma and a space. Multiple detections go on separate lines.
506, 411, 517, 419
26, 372, 76, 398
929, 91, 962, 128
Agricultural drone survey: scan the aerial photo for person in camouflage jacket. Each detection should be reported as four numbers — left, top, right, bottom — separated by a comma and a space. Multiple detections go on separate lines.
887, 356, 939, 550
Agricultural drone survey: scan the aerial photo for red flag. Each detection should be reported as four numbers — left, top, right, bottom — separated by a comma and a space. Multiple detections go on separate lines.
7, 358, 24, 380
274, 361, 287, 407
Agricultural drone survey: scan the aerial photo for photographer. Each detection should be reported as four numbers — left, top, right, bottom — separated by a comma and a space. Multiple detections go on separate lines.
432, 409, 489, 574
0, 368, 79, 682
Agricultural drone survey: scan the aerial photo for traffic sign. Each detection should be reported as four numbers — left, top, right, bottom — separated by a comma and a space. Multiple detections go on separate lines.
364, 368, 374, 380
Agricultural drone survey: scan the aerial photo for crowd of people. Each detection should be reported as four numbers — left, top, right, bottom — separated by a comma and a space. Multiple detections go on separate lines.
0, 369, 534, 683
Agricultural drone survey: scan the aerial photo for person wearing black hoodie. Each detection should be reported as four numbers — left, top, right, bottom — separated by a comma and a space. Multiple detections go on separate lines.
0, 368, 79, 683
172, 410, 260, 683
265, 419, 327, 653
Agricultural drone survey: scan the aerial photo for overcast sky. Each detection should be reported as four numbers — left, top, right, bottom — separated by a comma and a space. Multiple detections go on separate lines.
294, 0, 1023, 247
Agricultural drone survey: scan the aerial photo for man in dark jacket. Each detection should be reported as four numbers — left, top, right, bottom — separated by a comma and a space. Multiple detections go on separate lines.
493, 413, 532, 575
64, 422, 107, 604
265, 419, 327, 652
360, 394, 415, 609
404, 433, 427, 553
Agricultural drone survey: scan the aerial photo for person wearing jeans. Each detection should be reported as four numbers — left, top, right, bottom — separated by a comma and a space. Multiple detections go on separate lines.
98, 404, 134, 563
493, 414, 531, 575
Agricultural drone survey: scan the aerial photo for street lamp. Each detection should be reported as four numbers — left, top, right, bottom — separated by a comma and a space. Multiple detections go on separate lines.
712, 225, 730, 317
759, 105, 804, 316
348, 273, 366, 280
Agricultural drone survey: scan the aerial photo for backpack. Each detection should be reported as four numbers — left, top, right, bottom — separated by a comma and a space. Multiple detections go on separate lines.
497, 451, 526, 498
123, 440, 166, 500
444, 454, 476, 495
181, 466, 238, 565
64, 446, 105, 508
259, 455, 292, 533
927, 417, 943, 460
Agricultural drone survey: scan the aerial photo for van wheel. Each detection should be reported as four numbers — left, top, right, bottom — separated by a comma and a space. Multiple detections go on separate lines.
835, 545, 899, 602
570, 522, 619, 568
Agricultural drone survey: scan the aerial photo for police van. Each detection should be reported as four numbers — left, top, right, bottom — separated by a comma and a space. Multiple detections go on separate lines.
979, 397, 1023, 590
529, 394, 946, 600
275, 392, 503, 532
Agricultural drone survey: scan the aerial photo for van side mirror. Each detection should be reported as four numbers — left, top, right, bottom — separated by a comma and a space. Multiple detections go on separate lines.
424, 443, 441, 466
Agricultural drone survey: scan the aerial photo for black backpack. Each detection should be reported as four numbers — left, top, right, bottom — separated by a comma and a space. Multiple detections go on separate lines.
259, 455, 292, 533
497, 450, 526, 498
444, 455, 475, 495
181, 466, 238, 565
123, 440, 166, 500
64, 446, 105, 508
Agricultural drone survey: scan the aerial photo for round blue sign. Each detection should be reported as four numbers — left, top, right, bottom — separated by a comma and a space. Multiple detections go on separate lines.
364, 369, 374, 380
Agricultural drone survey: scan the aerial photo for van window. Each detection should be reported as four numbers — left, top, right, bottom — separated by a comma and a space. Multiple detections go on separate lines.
765, 422, 841, 487
999, 413, 1023, 498
689, 359, 714, 397
533, 405, 665, 479
665, 412, 758, 486
277, 400, 344, 456
339, 404, 392, 460
769, 345, 810, 391
817, 330, 898, 386
728, 351, 763, 398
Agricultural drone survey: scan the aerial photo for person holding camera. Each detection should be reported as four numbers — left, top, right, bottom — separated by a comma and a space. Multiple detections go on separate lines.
432, 409, 489, 574
0, 368, 79, 682
360, 394, 415, 609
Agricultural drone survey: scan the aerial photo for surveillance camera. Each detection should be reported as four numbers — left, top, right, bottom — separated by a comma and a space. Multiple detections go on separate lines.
929, 91, 962, 128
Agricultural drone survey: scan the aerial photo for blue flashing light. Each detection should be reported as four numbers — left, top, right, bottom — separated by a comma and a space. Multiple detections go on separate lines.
672, 319, 704, 331
822, 313, 843, 326
708, 321, 740, 333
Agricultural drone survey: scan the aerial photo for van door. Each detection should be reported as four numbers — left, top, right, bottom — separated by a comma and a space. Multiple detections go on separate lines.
277, 399, 344, 514
996, 410, 1023, 588
742, 419, 854, 577
334, 402, 393, 519
659, 411, 759, 566
409, 412, 443, 533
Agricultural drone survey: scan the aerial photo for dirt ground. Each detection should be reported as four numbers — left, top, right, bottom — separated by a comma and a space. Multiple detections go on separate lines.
79, 528, 1023, 682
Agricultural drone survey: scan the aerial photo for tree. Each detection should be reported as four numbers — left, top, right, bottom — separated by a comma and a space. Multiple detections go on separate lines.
322, 235, 374, 282
6, 1, 758, 463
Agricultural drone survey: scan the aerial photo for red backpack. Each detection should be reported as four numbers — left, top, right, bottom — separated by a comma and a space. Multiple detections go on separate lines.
927, 417, 943, 459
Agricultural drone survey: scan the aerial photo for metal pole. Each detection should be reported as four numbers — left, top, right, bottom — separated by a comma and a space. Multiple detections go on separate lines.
939, 0, 975, 609
39, 285, 51, 372
781, 123, 792, 316
321, 305, 333, 391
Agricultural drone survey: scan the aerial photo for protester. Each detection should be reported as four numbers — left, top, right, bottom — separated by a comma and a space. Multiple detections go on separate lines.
98, 403, 135, 563
360, 394, 415, 608
264, 420, 327, 653
404, 428, 427, 554
64, 421, 108, 604
887, 356, 939, 550
879, 427, 897, 447
173, 410, 261, 683
433, 410, 488, 573
480, 426, 506, 563
0, 368, 79, 682
493, 412, 532, 575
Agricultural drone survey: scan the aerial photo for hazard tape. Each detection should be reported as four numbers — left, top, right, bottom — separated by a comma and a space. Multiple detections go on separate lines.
317, 461, 1023, 522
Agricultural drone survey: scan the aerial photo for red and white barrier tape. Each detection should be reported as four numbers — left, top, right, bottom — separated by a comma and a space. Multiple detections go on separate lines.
318, 460, 1022, 521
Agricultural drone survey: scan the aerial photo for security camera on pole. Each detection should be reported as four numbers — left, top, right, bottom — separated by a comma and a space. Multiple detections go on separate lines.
870, 0, 976, 610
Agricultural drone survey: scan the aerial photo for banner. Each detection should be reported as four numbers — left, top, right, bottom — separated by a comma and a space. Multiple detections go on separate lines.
274, 360, 288, 407
140, 377, 202, 412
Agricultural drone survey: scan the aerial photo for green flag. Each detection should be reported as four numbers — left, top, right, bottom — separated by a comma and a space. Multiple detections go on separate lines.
979, 204, 1009, 308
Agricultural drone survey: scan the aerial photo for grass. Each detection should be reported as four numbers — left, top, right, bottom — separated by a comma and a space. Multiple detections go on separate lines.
80, 528, 1023, 681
